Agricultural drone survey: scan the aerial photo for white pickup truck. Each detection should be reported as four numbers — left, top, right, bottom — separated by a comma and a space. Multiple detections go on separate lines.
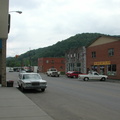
46, 68, 60, 77
78, 71, 108, 81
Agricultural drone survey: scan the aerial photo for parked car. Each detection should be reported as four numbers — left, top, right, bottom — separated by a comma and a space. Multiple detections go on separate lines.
66, 71, 83, 78
9, 67, 14, 72
17, 73, 47, 92
78, 71, 108, 81
46, 68, 60, 77
19, 70, 26, 73
18, 70, 26, 77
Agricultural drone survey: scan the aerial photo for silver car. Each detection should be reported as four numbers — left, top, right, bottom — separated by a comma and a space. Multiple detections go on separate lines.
18, 73, 47, 92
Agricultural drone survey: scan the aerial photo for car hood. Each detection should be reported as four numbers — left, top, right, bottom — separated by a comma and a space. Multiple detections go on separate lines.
100, 75, 108, 77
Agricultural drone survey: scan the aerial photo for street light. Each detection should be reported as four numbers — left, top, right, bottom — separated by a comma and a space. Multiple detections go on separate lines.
8, 10, 22, 33
9, 11, 22, 14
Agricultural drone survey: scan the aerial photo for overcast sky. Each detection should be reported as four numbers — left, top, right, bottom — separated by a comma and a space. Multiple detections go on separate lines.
7, 0, 120, 57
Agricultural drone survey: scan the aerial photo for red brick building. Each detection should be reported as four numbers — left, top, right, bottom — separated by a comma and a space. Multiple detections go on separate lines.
38, 57, 65, 73
86, 36, 120, 79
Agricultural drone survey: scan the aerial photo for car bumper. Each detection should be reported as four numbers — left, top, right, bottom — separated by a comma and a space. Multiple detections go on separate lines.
24, 86, 47, 89
23, 85, 47, 89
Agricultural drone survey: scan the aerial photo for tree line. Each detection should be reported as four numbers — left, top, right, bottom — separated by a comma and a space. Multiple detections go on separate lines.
6, 33, 105, 67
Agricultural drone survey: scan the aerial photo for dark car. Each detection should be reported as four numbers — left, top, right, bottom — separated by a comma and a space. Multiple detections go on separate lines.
66, 71, 83, 78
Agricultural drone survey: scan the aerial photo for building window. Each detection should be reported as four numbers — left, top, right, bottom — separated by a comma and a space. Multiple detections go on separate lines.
107, 64, 116, 76
108, 48, 114, 56
74, 53, 76, 57
46, 60, 49, 63
92, 51, 96, 58
77, 53, 79, 59
77, 63, 81, 67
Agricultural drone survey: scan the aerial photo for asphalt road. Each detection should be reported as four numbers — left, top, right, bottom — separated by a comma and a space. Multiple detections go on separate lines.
7, 72, 120, 120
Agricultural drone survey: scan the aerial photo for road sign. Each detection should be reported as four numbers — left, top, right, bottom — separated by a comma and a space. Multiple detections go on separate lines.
0, 39, 2, 48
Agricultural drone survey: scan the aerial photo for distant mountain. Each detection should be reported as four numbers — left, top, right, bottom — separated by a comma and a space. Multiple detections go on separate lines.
6, 33, 105, 66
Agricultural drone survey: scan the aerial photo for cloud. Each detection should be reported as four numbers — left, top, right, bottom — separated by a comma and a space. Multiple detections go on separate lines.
7, 0, 120, 57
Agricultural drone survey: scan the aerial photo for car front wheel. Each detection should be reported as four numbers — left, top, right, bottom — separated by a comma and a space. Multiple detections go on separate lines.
73, 76, 76, 78
84, 77, 89, 81
21, 85, 25, 92
101, 77, 106, 81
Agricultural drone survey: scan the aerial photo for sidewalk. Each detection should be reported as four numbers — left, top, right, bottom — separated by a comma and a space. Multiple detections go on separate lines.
0, 87, 54, 120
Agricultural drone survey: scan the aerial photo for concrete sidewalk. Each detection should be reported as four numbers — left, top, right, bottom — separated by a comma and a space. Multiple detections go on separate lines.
0, 87, 54, 120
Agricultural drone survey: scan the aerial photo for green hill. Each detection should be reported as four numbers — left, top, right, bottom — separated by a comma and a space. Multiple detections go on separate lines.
6, 33, 104, 67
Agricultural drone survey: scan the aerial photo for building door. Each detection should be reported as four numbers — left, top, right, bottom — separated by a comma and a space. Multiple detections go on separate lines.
100, 65, 105, 75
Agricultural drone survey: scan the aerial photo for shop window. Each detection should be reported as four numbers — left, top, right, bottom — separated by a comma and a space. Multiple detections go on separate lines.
108, 48, 114, 56
91, 65, 97, 72
107, 64, 116, 76
92, 51, 96, 58
100, 65, 105, 75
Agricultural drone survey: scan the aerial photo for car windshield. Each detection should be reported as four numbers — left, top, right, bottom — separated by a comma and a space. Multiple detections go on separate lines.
23, 74, 41, 80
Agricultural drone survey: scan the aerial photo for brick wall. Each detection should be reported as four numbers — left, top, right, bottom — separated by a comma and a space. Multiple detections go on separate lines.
38, 57, 65, 73
86, 40, 120, 79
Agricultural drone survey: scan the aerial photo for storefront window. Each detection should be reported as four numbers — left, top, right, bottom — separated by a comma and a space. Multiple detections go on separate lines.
91, 65, 97, 72
100, 65, 105, 75
107, 64, 116, 76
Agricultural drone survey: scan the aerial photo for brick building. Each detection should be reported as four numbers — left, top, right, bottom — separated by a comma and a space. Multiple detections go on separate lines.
38, 57, 65, 73
86, 36, 120, 79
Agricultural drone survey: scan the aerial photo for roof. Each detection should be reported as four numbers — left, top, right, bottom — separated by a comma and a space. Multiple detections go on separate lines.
86, 35, 120, 48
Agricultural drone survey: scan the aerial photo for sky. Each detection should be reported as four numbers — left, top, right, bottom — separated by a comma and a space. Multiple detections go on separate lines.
8, 0, 120, 57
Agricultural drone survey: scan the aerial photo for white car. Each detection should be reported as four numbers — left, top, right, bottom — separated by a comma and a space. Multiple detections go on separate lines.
18, 73, 47, 92
78, 71, 108, 81
46, 68, 60, 77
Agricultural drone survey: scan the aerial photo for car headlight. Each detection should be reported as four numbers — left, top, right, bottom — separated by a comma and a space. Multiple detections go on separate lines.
40, 82, 47, 86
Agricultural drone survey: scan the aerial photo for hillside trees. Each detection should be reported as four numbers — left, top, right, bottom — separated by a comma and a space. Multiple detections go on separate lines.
6, 33, 103, 66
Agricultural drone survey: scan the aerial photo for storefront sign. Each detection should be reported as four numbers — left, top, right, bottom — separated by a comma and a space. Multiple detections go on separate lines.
0, 39, 2, 48
94, 61, 111, 65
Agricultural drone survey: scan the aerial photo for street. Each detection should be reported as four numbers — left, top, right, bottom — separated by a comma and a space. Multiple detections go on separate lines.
7, 72, 120, 120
